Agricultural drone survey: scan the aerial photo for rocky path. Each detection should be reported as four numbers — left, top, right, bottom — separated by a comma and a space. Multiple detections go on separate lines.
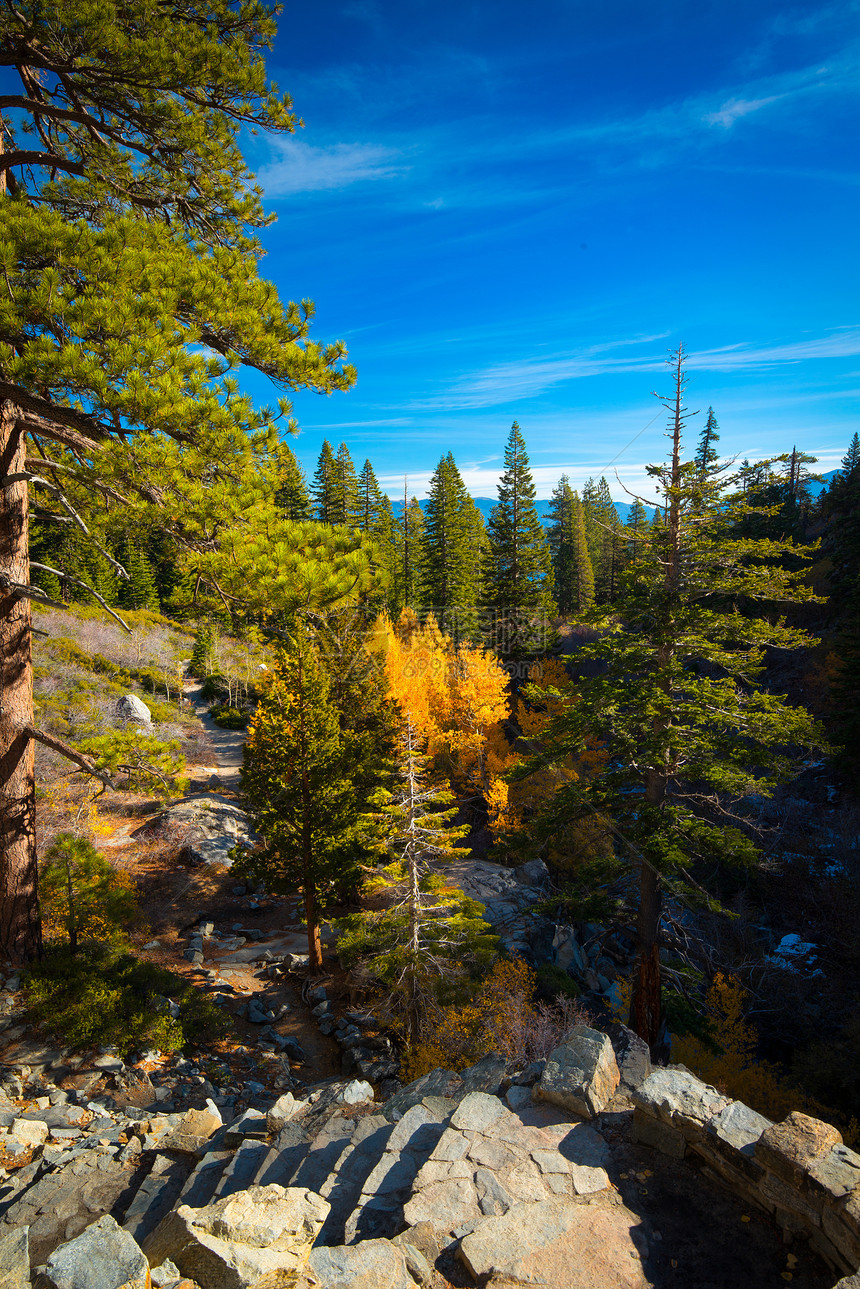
182, 677, 246, 788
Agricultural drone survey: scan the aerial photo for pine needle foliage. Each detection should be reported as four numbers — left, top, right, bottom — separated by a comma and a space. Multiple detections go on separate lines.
240, 626, 376, 972
525, 346, 825, 1049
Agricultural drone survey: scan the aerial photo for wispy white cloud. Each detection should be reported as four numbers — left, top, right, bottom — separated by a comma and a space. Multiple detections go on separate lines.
703, 94, 786, 128
258, 138, 407, 196
410, 329, 860, 411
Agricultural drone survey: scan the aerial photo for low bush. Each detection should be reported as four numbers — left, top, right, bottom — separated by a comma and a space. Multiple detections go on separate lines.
24, 943, 227, 1057
402, 958, 590, 1080
209, 704, 248, 729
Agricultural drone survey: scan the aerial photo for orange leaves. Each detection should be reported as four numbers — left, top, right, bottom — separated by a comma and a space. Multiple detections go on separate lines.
382, 610, 511, 791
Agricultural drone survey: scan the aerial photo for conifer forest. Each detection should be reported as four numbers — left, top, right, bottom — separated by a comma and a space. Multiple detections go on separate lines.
1, 7, 860, 1277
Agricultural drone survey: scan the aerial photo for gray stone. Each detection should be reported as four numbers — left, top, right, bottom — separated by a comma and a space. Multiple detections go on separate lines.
459, 1053, 507, 1096
703, 1100, 772, 1175
807, 1142, 860, 1202
505, 1084, 532, 1111
474, 1167, 514, 1217
42, 1215, 148, 1289
151, 796, 258, 868
534, 1025, 619, 1119
306, 1239, 412, 1289
116, 693, 151, 724
632, 1109, 686, 1158
267, 1092, 298, 1133
449, 1091, 507, 1133
332, 1079, 374, 1106
223, 1108, 268, 1148
144, 1185, 329, 1287
458, 1197, 649, 1289
605, 1022, 652, 1095
632, 1067, 729, 1139
0, 1227, 29, 1289
150, 1262, 181, 1288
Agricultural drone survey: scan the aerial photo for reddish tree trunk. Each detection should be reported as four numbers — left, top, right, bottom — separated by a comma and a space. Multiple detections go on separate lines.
0, 400, 42, 963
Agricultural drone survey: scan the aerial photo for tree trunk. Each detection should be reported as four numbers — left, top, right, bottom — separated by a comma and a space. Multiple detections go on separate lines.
304, 881, 323, 974
0, 400, 42, 963
630, 843, 662, 1049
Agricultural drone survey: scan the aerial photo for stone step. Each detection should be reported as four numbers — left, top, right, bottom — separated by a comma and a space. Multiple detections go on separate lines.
173, 1150, 233, 1210
342, 1101, 452, 1245
254, 1121, 313, 1190
122, 1154, 190, 1246
215, 1140, 271, 1200
289, 1118, 358, 1198
315, 1115, 395, 1246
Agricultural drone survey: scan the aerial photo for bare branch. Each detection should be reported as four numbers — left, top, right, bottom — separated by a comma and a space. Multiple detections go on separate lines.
23, 725, 118, 792
29, 562, 131, 633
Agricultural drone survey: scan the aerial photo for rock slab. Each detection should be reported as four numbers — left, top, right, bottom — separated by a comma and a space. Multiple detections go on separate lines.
144, 1185, 329, 1288
534, 1026, 620, 1118
39, 1215, 148, 1289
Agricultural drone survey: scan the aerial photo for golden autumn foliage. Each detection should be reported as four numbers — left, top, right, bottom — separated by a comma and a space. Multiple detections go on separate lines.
382, 610, 510, 792
402, 957, 588, 1080
672, 973, 859, 1146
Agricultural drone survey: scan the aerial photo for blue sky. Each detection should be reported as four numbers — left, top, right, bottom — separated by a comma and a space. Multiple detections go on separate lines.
245, 0, 859, 502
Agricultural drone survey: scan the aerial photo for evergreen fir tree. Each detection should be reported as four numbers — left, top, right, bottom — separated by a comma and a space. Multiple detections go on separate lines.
275, 444, 311, 521
825, 433, 860, 766
484, 423, 554, 652
393, 492, 426, 615
116, 541, 160, 612
241, 627, 372, 972
332, 442, 361, 527
526, 346, 823, 1050
311, 441, 338, 524
547, 476, 594, 615
336, 718, 494, 1045
625, 498, 649, 567
695, 407, 721, 475
357, 459, 385, 532
420, 454, 477, 625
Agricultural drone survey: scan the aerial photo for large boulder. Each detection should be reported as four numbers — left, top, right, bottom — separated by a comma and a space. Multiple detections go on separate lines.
304, 1239, 413, 1289
457, 1197, 648, 1288
148, 795, 258, 867
0, 1228, 29, 1289
533, 1026, 620, 1118
143, 1185, 329, 1288
116, 693, 152, 725
605, 1022, 651, 1096
159, 1104, 222, 1155
39, 1216, 148, 1289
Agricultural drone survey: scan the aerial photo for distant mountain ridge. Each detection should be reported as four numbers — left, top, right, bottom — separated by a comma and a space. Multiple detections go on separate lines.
390, 469, 839, 526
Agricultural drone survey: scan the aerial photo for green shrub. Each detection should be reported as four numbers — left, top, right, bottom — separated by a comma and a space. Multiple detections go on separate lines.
209, 704, 248, 729
24, 944, 228, 1057
535, 963, 582, 1003
40, 834, 140, 952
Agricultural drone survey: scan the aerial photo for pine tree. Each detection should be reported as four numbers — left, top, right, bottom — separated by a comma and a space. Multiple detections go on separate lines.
357, 459, 385, 532
484, 423, 554, 652
393, 491, 425, 615
420, 454, 478, 631
547, 477, 594, 615
311, 441, 338, 524
332, 443, 361, 527
527, 346, 824, 1051
275, 444, 311, 521
625, 498, 649, 567
241, 628, 371, 972
695, 407, 721, 475
0, 0, 356, 962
